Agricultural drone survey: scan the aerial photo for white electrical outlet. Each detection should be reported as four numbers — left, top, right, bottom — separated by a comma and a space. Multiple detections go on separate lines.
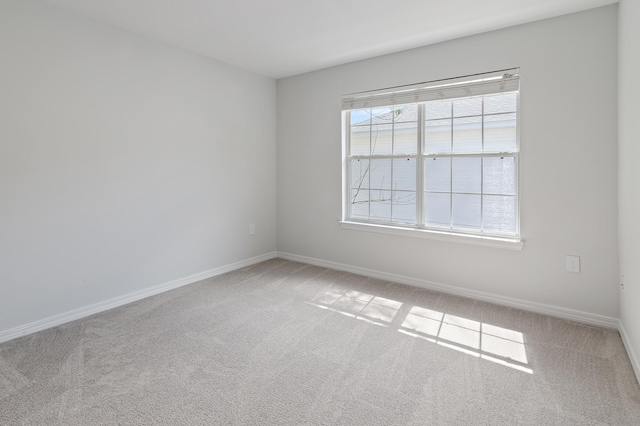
566, 255, 580, 273
249, 224, 255, 235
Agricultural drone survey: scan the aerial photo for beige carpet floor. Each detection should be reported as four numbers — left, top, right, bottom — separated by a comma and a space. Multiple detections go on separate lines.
1, 258, 640, 425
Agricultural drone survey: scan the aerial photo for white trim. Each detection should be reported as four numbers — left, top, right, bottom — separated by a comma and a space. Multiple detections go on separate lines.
619, 321, 640, 384
0, 252, 278, 344
343, 82, 521, 243
340, 221, 524, 251
277, 251, 618, 329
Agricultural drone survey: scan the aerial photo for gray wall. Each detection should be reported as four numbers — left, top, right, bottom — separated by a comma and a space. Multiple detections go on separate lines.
0, 0, 277, 334
0, 1, 625, 344
277, 6, 619, 318
618, 0, 640, 374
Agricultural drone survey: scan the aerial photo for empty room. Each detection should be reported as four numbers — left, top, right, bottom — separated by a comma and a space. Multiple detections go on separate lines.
1, 0, 640, 424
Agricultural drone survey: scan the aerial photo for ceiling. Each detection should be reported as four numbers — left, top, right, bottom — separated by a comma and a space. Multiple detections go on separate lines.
42, 0, 617, 79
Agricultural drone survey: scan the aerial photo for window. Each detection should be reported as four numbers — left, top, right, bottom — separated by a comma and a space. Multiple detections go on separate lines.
342, 70, 520, 244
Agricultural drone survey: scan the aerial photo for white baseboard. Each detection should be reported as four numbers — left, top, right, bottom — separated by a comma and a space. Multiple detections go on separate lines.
619, 321, 640, 384
0, 252, 278, 344
1, 250, 621, 346
277, 251, 619, 329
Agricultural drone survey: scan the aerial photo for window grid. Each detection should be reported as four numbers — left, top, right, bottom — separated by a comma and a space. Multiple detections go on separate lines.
347, 92, 518, 238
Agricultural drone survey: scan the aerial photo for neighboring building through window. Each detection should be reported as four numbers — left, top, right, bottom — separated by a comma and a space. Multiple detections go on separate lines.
342, 70, 520, 241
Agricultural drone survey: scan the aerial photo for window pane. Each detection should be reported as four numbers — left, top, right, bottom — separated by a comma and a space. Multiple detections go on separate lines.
393, 158, 416, 191
371, 123, 392, 155
452, 194, 481, 229
452, 157, 481, 194
484, 113, 516, 152
425, 100, 452, 120
425, 119, 451, 154
425, 192, 451, 228
483, 195, 516, 233
370, 190, 392, 221
424, 157, 451, 192
350, 159, 370, 190
394, 105, 418, 155
370, 159, 392, 190
453, 116, 482, 152
393, 104, 416, 124
453, 97, 482, 117
350, 188, 369, 219
350, 125, 370, 155
392, 191, 416, 223
351, 108, 371, 126
484, 92, 517, 114
371, 106, 395, 123
483, 157, 515, 195
394, 120, 418, 155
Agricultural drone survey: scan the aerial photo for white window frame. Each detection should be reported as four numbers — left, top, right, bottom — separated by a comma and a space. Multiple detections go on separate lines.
340, 70, 523, 250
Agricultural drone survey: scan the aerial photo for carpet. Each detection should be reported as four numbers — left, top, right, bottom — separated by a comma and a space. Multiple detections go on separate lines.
1, 258, 639, 425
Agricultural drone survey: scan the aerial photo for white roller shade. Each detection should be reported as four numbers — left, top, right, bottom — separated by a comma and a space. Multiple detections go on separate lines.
342, 69, 520, 110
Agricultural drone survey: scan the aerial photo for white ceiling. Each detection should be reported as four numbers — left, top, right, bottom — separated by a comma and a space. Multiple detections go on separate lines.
42, 0, 617, 79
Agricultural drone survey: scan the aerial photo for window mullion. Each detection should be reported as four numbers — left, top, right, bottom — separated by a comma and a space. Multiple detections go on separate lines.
480, 98, 485, 233
390, 108, 396, 222
368, 121, 372, 220
449, 101, 454, 230
416, 103, 424, 227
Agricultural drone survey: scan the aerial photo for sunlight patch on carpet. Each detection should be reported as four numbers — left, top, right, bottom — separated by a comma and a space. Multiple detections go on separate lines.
310, 288, 532, 374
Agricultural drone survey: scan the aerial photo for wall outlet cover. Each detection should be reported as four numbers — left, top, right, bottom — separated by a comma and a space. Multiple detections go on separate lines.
566, 255, 580, 273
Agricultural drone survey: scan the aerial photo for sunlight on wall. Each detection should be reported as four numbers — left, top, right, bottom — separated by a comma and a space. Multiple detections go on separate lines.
308, 289, 532, 375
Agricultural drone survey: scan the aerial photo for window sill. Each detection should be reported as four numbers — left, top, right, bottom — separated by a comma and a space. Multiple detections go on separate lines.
339, 221, 524, 251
